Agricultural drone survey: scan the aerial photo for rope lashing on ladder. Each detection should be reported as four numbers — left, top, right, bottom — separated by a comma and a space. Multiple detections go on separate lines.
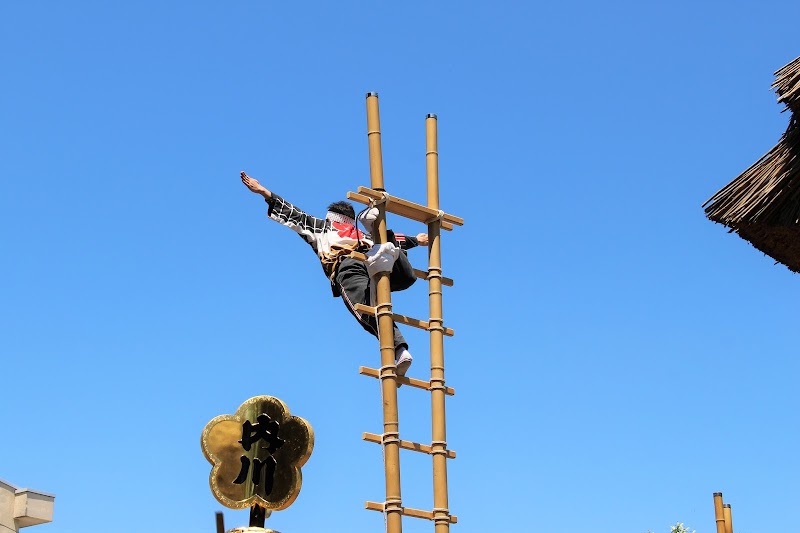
433, 507, 452, 525
369, 191, 390, 207
430, 440, 449, 456
428, 317, 445, 333
427, 265, 443, 279
375, 301, 393, 319
428, 209, 445, 225
429, 376, 447, 392
427, 264, 444, 298
384, 497, 403, 515
380, 431, 400, 446
378, 364, 397, 380
430, 364, 447, 391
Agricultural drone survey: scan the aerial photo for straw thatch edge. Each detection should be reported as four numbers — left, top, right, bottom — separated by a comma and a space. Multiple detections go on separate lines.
708, 221, 800, 272
703, 56, 800, 272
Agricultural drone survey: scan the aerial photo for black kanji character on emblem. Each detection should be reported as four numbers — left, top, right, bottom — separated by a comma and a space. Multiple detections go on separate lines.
233, 413, 285, 495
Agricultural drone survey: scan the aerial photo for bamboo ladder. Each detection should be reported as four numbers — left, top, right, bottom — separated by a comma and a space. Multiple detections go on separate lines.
346, 92, 464, 533
712, 492, 734, 533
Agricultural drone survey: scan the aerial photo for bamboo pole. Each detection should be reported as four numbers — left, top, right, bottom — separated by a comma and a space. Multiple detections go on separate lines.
713, 493, 726, 533
366, 92, 404, 533
426, 113, 451, 533
426, 115, 440, 211
367, 93, 386, 192
723, 503, 733, 533
250, 505, 266, 528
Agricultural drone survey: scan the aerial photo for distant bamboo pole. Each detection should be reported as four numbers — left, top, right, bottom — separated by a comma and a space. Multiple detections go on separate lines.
426, 113, 450, 533
366, 92, 403, 533
723, 503, 733, 533
713, 493, 726, 533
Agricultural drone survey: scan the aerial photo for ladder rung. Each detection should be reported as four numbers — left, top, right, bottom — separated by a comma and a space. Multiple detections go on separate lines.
354, 304, 454, 336
347, 190, 458, 231
348, 191, 372, 205
363, 432, 456, 459
412, 268, 454, 287
348, 191, 454, 231
365, 501, 458, 523
359, 366, 455, 395
348, 191, 453, 231
357, 187, 464, 226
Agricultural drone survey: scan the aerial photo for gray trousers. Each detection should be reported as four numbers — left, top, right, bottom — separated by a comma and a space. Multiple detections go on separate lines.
334, 255, 415, 350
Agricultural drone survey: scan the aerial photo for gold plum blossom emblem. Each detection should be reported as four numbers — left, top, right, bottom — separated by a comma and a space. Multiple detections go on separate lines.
201, 396, 314, 510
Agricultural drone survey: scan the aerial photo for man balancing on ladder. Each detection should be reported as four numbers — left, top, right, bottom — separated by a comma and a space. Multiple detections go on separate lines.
241, 171, 428, 377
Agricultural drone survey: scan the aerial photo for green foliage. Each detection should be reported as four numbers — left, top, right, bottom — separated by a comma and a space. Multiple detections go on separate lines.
646, 523, 696, 533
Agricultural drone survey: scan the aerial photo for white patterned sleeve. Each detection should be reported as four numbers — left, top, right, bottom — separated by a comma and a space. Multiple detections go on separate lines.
265, 194, 328, 249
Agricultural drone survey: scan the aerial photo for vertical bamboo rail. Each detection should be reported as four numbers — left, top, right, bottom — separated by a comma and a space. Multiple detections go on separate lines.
366, 92, 404, 533
426, 113, 451, 532
723, 503, 733, 533
713, 493, 726, 533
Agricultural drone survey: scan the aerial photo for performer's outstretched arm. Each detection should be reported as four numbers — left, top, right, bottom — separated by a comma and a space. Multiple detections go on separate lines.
240, 171, 327, 248
241, 171, 272, 199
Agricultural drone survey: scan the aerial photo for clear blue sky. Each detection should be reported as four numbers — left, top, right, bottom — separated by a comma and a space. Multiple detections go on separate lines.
2, 2, 798, 532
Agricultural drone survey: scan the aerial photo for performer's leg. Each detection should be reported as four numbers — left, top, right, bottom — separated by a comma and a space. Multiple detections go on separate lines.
336, 258, 408, 350
389, 249, 416, 292
379, 230, 416, 292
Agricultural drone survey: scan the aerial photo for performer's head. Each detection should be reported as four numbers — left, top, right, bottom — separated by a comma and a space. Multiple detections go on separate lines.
326, 201, 356, 224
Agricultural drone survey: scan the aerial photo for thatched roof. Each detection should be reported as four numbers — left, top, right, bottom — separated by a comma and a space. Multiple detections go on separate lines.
704, 56, 800, 272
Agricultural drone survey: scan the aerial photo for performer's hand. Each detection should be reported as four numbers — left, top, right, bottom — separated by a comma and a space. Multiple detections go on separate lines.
240, 171, 272, 199
416, 233, 429, 246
